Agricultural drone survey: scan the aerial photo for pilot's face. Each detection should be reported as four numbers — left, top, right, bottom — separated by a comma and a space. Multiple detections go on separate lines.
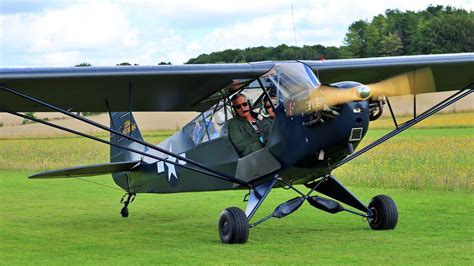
264, 100, 275, 119
233, 96, 250, 118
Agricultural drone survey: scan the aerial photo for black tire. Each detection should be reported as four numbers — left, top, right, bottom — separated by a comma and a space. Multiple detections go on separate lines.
368, 195, 398, 230
120, 207, 129, 218
218, 207, 249, 244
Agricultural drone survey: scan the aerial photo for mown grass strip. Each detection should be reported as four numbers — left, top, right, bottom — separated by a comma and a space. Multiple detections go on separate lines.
0, 171, 472, 264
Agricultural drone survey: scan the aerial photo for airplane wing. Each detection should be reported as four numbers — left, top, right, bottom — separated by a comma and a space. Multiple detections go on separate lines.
302, 53, 474, 92
1, 53, 472, 113
0, 63, 274, 112
29, 160, 141, 179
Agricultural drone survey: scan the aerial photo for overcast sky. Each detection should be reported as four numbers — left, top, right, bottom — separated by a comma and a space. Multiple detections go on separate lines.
1, 0, 472, 67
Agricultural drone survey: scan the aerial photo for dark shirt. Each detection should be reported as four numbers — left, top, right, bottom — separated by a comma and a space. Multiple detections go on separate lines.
228, 116, 273, 157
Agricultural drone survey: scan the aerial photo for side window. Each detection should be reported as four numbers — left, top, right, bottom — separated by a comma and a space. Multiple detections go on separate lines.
183, 100, 233, 145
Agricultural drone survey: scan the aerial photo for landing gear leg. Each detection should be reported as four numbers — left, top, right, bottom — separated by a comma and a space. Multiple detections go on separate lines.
120, 193, 135, 218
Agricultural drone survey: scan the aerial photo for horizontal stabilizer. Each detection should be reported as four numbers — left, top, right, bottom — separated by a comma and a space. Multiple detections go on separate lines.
29, 161, 141, 179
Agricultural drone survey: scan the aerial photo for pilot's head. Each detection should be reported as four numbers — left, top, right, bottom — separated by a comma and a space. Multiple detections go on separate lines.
264, 97, 275, 119
231, 93, 250, 118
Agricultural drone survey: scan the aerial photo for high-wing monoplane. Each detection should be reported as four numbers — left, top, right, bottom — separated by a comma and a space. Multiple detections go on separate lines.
1, 53, 472, 243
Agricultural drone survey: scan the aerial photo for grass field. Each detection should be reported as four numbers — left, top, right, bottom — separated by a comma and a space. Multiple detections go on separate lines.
0, 121, 473, 264
0, 171, 473, 264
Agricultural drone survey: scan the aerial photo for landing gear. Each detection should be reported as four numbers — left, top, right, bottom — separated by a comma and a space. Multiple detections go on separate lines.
368, 195, 398, 230
120, 206, 129, 217
218, 207, 249, 244
218, 175, 399, 243
120, 193, 135, 218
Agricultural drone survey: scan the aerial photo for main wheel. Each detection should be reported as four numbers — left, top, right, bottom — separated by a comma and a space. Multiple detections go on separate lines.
218, 207, 249, 244
368, 195, 398, 230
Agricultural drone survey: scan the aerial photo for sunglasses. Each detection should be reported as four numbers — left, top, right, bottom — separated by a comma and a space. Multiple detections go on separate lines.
265, 105, 272, 109
234, 102, 249, 109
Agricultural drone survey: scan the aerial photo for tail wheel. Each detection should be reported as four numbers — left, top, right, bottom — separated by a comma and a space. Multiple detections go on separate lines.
368, 195, 398, 230
120, 206, 129, 218
218, 207, 249, 244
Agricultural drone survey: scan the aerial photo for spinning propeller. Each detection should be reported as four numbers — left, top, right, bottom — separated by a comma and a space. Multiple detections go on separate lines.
294, 68, 436, 113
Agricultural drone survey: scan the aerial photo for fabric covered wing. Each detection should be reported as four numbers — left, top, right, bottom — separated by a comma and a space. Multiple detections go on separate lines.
303, 53, 474, 92
29, 161, 141, 179
0, 63, 273, 112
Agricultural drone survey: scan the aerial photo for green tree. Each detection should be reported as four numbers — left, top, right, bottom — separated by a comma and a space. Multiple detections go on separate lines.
415, 10, 474, 53
380, 33, 403, 56
21, 112, 37, 124
344, 20, 369, 57
186, 5, 472, 63
75, 62, 91, 67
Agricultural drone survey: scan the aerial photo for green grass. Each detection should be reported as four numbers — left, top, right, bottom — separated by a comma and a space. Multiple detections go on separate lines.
0, 171, 473, 264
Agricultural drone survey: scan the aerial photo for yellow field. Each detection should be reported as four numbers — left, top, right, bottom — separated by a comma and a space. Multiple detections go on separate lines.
370, 112, 474, 129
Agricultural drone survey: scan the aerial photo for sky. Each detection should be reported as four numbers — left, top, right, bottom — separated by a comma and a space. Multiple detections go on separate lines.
1, 0, 473, 67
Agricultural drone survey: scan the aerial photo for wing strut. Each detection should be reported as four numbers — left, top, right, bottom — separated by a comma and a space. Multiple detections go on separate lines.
335, 84, 473, 168
0, 85, 248, 187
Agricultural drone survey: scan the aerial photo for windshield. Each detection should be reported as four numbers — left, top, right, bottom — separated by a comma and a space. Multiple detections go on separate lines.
261, 62, 320, 115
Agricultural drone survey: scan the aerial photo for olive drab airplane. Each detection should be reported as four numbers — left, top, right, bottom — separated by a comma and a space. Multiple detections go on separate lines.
0, 53, 472, 243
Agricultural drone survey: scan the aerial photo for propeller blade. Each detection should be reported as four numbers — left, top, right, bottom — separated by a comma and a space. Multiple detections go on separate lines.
291, 67, 436, 114
291, 84, 368, 113
369, 67, 436, 97
311, 85, 367, 108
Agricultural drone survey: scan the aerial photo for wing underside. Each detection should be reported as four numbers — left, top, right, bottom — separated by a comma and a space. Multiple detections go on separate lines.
1, 53, 472, 113
0, 63, 273, 112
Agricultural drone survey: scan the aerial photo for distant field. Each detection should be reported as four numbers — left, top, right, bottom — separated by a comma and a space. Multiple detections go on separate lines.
335, 127, 473, 191
369, 112, 474, 129
1, 128, 472, 191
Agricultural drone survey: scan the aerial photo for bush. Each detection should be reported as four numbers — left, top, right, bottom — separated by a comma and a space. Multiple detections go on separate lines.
21, 112, 37, 124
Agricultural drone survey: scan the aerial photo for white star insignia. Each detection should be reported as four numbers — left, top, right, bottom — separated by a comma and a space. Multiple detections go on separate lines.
156, 144, 187, 183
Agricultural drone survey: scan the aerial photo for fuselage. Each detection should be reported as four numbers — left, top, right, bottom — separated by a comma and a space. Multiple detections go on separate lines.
111, 62, 371, 193
112, 99, 369, 194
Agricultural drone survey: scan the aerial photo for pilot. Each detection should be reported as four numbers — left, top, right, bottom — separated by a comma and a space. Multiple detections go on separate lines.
228, 93, 272, 157
263, 97, 276, 119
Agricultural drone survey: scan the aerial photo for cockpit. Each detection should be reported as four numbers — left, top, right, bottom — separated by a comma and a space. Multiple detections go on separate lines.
182, 62, 321, 147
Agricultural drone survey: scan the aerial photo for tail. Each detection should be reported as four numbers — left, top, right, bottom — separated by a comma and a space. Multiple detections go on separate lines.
28, 112, 144, 180
110, 112, 146, 163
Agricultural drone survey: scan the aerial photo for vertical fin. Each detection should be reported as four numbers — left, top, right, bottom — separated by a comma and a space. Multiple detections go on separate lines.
110, 112, 145, 163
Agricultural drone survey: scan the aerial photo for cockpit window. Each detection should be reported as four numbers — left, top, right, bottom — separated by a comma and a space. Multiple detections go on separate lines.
183, 100, 231, 145
261, 63, 321, 115
183, 77, 275, 146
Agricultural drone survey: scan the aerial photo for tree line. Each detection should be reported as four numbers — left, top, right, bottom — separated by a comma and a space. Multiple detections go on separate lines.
74, 5, 472, 67
186, 5, 473, 63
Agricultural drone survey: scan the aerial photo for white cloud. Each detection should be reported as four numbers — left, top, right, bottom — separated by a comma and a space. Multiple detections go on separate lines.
1, 0, 473, 67
1, 1, 139, 66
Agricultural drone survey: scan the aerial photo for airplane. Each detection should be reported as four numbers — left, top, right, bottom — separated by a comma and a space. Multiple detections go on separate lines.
0, 53, 472, 244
